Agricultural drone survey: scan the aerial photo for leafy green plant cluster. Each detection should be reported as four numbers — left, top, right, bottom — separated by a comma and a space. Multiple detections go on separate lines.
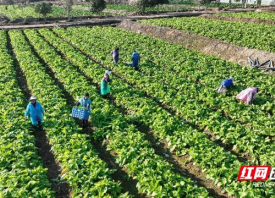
90, 0, 106, 12
8, 30, 123, 197
34, 2, 52, 19
104, 2, 249, 11
0, 31, 53, 198
215, 11, 275, 21
24, 28, 209, 197
0, 5, 99, 19
141, 17, 275, 53
105, 3, 190, 12
52, 26, 275, 197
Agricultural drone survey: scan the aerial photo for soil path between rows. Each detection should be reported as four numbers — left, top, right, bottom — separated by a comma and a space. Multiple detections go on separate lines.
6, 31, 71, 198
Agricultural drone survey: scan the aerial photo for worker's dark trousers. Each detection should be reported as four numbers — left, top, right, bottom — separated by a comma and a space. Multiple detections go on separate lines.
102, 94, 110, 99
33, 121, 42, 130
82, 120, 88, 127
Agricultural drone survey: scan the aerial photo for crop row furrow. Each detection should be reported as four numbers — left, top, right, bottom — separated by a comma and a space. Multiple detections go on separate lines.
0, 31, 54, 197
7, 30, 73, 197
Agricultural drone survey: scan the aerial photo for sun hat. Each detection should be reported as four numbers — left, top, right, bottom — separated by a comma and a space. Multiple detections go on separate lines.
29, 96, 37, 101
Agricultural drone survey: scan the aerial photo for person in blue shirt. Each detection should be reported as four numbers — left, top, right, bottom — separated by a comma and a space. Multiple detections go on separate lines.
25, 96, 44, 128
76, 93, 91, 127
217, 77, 234, 94
131, 50, 140, 70
126, 50, 140, 70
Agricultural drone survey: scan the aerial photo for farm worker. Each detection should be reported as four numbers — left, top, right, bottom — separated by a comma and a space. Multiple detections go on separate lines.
217, 77, 234, 94
101, 70, 112, 98
25, 96, 44, 127
131, 50, 140, 70
236, 87, 258, 104
76, 93, 91, 127
126, 50, 140, 70
111, 47, 119, 65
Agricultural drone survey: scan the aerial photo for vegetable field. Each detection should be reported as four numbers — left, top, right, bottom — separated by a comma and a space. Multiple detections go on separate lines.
73, 3, 193, 14
1, 25, 275, 197
215, 11, 275, 21
105, 4, 191, 12
0, 5, 105, 19
141, 17, 275, 53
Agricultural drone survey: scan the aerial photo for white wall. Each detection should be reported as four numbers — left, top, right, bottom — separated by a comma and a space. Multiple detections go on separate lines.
261, 0, 275, 5
219, 0, 256, 4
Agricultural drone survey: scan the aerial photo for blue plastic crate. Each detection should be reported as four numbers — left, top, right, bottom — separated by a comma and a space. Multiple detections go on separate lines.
72, 107, 89, 120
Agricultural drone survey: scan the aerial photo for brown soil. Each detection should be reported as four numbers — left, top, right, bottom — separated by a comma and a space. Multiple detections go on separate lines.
84, 128, 146, 198
34, 129, 71, 198
257, 7, 275, 12
0, 14, 8, 23
0, 18, 122, 30
118, 19, 275, 70
200, 14, 275, 25
81, 126, 145, 197
7, 31, 71, 197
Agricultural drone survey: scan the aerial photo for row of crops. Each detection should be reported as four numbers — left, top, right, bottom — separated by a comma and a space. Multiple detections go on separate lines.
141, 16, 275, 53
215, 11, 275, 21
1, 24, 275, 197
102, 3, 252, 10
0, 3, 197, 20
0, 5, 107, 20
0, 30, 53, 197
